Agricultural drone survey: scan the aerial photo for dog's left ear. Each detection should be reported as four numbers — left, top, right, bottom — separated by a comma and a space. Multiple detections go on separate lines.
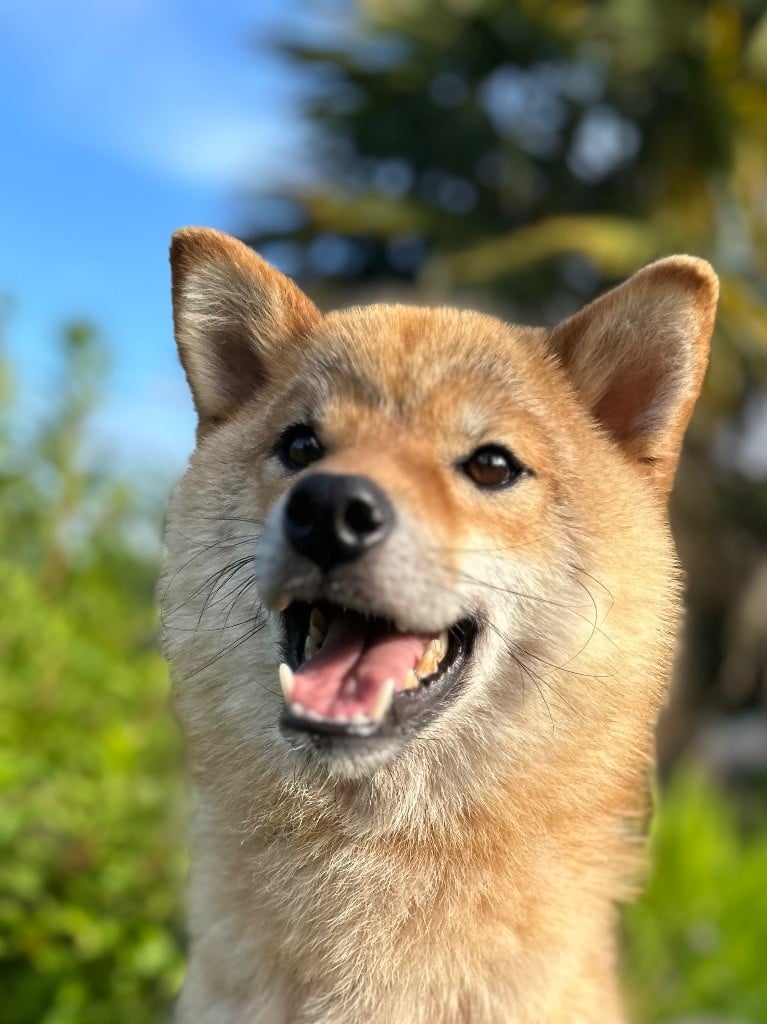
549, 256, 718, 495
170, 227, 321, 432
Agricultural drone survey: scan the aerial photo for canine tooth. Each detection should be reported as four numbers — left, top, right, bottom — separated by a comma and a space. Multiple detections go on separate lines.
402, 669, 419, 691
279, 663, 294, 703
369, 679, 395, 722
428, 635, 447, 664
438, 630, 449, 659
416, 649, 438, 679
272, 593, 291, 612
304, 634, 319, 660
308, 624, 325, 647
309, 607, 328, 635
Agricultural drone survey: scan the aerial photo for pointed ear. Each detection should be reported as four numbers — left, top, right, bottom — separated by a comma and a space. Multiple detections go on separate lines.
549, 256, 718, 494
170, 227, 321, 429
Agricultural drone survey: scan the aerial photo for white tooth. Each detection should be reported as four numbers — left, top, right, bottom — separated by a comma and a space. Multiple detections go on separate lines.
279, 663, 294, 703
350, 712, 368, 724
332, 714, 351, 724
402, 669, 419, 691
290, 701, 304, 717
272, 593, 291, 612
310, 607, 328, 636
369, 679, 395, 722
308, 624, 325, 647
304, 709, 322, 722
304, 634, 318, 660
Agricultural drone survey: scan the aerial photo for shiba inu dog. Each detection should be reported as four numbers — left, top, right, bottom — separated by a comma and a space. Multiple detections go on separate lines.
160, 227, 717, 1023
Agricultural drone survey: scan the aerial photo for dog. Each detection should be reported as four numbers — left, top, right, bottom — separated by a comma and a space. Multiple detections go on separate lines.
159, 227, 717, 1023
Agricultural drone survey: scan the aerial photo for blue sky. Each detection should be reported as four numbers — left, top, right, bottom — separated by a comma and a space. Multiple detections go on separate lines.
0, 0, 322, 473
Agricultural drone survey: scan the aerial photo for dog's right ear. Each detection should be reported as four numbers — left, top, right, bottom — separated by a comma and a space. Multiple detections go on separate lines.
170, 227, 320, 430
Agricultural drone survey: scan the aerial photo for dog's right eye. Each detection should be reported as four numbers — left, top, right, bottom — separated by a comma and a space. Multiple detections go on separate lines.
276, 424, 324, 471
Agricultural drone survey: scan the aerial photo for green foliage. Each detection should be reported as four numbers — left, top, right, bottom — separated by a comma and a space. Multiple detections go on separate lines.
0, 562, 185, 1024
0, 329, 185, 1024
625, 771, 767, 1022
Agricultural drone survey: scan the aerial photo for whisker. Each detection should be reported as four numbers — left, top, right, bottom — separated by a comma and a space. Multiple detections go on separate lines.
196, 559, 258, 625
165, 582, 262, 636
453, 567, 596, 617
423, 536, 545, 557
163, 615, 262, 634
179, 514, 266, 527
161, 556, 255, 620
178, 617, 270, 685
511, 643, 611, 682
221, 577, 261, 635
159, 535, 261, 609
472, 609, 575, 720
570, 565, 618, 650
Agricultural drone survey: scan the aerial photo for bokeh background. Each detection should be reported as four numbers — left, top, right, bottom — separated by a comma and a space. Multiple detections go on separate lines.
2, 1, 767, 1022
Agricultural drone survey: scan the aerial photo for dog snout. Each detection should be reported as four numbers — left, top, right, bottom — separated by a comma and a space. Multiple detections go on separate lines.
283, 472, 394, 571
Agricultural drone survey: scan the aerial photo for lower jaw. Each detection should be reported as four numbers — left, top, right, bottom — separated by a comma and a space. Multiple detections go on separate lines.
278, 723, 408, 776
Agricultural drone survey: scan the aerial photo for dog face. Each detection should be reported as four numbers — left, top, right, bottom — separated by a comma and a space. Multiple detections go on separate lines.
160, 229, 716, 815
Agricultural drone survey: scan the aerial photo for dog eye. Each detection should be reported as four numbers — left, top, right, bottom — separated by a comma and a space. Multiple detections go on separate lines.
276, 424, 324, 471
462, 445, 525, 489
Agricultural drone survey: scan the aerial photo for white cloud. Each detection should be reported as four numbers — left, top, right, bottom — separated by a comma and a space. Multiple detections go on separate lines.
0, 0, 310, 188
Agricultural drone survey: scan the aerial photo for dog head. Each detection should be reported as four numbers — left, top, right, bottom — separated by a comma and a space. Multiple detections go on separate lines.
160, 228, 716, 823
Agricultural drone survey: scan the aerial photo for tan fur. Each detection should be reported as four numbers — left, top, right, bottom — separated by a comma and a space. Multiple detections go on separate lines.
160, 228, 718, 1023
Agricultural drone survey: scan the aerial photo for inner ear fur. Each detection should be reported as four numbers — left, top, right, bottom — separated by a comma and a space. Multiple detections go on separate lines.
170, 227, 321, 430
549, 256, 718, 494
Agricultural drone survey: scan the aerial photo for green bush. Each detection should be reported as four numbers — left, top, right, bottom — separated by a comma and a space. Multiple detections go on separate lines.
0, 560, 185, 1024
625, 771, 767, 1023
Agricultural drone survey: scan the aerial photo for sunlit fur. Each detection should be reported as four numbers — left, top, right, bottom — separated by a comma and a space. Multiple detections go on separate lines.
160, 228, 717, 1023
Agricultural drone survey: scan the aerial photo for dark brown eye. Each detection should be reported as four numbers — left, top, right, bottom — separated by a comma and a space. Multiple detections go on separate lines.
276, 424, 324, 471
462, 445, 525, 489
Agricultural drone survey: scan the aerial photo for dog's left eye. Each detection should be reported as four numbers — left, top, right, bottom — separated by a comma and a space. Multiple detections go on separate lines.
276, 424, 324, 471
462, 445, 525, 489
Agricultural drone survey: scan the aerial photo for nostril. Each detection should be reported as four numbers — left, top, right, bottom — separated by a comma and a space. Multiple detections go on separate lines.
343, 496, 383, 538
285, 489, 315, 531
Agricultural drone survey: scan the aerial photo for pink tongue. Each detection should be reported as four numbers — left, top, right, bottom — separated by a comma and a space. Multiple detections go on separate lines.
291, 612, 429, 720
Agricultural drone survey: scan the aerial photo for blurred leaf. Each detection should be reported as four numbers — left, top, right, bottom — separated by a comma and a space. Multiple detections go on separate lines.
625, 769, 767, 1021
436, 214, 658, 285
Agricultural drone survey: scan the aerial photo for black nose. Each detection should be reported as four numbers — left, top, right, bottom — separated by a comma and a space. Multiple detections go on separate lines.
283, 473, 394, 570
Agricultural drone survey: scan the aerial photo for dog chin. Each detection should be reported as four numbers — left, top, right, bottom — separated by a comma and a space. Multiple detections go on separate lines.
279, 727, 408, 779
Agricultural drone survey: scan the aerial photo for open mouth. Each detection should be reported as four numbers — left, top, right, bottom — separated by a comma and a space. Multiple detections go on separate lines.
278, 602, 475, 742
